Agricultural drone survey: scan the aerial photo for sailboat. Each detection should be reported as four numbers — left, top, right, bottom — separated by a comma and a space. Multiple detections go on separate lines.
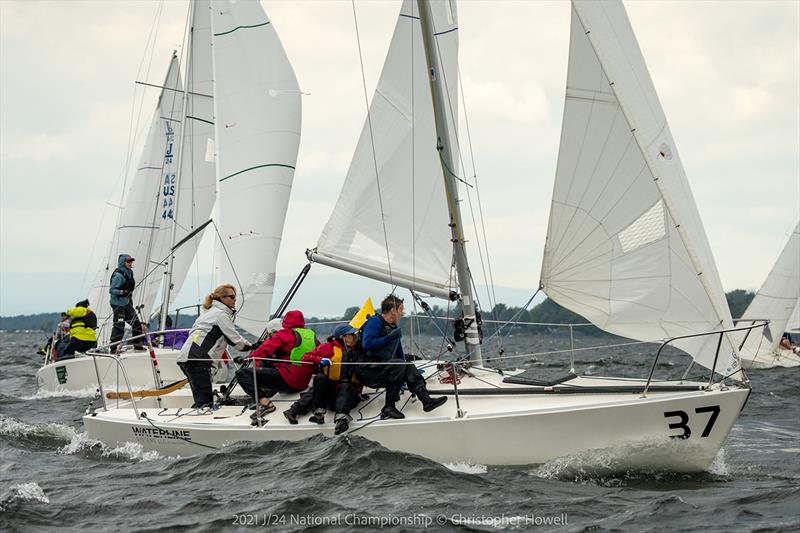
83, 0, 757, 472
736, 222, 800, 368
37, 1, 218, 392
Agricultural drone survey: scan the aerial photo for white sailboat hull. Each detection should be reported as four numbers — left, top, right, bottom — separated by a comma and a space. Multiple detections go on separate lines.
83, 370, 749, 472
740, 347, 800, 369
36, 348, 185, 393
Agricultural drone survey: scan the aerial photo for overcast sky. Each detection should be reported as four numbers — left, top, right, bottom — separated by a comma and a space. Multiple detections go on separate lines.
1, 0, 798, 316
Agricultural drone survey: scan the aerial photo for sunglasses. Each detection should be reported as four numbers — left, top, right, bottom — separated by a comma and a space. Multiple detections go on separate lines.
221, 294, 236, 300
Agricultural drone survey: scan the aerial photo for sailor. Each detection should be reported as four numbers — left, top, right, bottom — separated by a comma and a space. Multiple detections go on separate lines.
177, 284, 254, 409
109, 254, 145, 353
356, 294, 447, 419
237, 310, 324, 418
283, 323, 362, 434
59, 300, 98, 360
38, 312, 70, 357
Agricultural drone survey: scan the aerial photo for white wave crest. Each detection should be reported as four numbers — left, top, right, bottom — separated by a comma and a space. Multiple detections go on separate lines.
443, 461, 488, 474
20, 386, 98, 400
59, 431, 163, 462
534, 437, 715, 479
708, 448, 729, 476
0, 414, 77, 441
0, 482, 49, 510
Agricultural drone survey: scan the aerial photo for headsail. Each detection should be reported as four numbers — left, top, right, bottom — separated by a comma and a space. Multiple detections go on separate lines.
310, 0, 459, 300
540, 0, 741, 378
89, 54, 183, 339
212, 0, 302, 335
739, 221, 800, 358
159, 0, 217, 312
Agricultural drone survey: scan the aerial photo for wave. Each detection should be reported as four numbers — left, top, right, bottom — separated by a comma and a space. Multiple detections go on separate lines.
58, 431, 164, 463
0, 482, 49, 512
19, 387, 98, 400
442, 461, 488, 474
0, 415, 77, 450
533, 437, 729, 485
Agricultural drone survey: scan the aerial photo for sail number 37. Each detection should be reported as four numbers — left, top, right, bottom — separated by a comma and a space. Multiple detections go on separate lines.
663, 405, 720, 439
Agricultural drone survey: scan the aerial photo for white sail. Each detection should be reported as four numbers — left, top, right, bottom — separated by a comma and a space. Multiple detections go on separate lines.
540, 0, 741, 378
160, 0, 217, 313
312, 0, 459, 299
212, 0, 302, 335
89, 55, 183, 339
739, 221, 800, 359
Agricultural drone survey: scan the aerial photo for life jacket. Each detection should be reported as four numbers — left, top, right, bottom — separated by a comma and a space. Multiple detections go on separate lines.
363, 315, 401, 362
68, 309, 97, 342
322, 343, 359, 383
70, 310, 97, 331
289, 327, 317, 366
111, 268, 136, 292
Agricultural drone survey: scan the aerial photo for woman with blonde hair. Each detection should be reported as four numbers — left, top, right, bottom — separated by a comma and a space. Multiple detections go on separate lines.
177, 284, 254, 408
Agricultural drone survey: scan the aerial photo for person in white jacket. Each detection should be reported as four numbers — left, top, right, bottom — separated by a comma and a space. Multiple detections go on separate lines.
177, 284, 253, 408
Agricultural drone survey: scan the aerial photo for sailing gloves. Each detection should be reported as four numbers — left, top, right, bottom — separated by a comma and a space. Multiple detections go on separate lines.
387, 328, 402, 340
320, 358, 332, 367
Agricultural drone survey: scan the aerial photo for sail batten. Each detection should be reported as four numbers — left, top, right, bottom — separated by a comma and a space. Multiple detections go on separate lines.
541, 0, 741, 378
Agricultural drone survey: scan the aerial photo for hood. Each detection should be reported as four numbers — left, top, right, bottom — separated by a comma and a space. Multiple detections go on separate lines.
282, 310, 305, 329
117, 254, 134, 269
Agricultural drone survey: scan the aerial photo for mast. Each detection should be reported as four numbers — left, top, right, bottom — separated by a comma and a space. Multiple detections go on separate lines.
417, 0, 482, 365
159, 1, 195, 333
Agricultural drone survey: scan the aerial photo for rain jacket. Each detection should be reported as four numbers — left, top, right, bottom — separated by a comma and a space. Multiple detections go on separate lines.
109, 254, 135, 307
177, 300, 249, 365
66, 306, 97, 342
250, 310, 322, 390
362, 314, 404, 361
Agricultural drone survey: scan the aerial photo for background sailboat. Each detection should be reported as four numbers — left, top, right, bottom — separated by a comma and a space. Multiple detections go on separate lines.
737, 221, 800, 368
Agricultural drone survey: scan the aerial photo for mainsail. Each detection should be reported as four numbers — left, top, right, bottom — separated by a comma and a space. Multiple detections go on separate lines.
212, 0, 302, 335
739, 221, 800, 359
540, 0, 741, 378
310, 0, 459, 300
89, 55, 184, 339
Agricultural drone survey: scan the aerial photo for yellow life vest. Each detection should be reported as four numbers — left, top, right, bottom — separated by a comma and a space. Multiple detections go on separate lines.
322, 344, 358, 383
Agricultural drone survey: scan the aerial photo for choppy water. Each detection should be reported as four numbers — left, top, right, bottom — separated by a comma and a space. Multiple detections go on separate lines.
1, 331, 798, 531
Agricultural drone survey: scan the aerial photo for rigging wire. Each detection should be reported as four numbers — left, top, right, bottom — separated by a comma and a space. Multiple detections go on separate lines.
350, 0, 395, 291
79, 0, 167, 300
211, 220, 246, 315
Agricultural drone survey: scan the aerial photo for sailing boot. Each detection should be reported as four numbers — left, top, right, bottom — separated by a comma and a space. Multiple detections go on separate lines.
309, 408, 326, 424
283, 409, 298, 425
380, 403, 405, 419
334, 414, 350, 435
417, 388, 448, 412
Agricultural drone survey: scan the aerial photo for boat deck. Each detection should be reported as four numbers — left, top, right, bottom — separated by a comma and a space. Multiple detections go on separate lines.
90, 365, 722, 431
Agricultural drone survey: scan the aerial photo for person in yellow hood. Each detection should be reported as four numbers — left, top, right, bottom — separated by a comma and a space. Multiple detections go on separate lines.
58, 299, 98, 360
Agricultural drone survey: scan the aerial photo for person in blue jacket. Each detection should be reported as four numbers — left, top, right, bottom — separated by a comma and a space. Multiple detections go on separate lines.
109, 254, 144, 352
355, 294, 447, 419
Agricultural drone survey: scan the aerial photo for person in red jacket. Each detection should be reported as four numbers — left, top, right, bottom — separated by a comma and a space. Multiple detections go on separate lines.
235, 310, 324, 418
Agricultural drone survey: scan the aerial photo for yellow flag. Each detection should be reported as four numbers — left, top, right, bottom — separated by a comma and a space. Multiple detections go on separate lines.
349, 297, 375, 329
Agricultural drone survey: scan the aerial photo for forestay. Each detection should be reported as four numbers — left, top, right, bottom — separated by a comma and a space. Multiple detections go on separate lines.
212, 0, 301, 335
739, 222, 800, 358
540, 0, 741, 378
312, 0, 459, 300
88, 55, 184, 339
